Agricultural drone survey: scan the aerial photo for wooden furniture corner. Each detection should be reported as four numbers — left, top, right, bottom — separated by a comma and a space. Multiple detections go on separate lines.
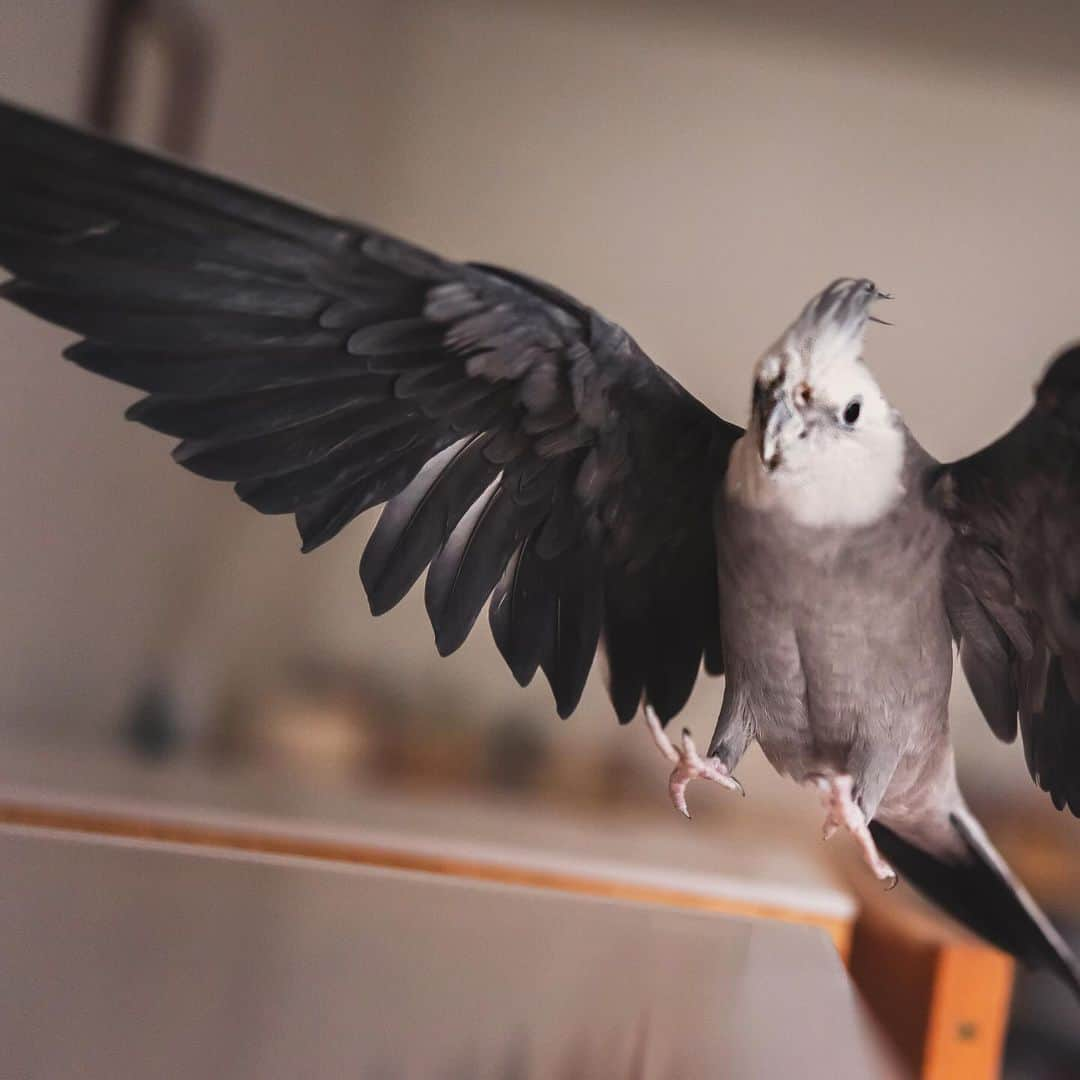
848, 877, 1014, 1079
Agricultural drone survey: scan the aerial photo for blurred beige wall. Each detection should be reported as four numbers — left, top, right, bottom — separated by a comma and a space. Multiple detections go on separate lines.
2, 1, 1080, 796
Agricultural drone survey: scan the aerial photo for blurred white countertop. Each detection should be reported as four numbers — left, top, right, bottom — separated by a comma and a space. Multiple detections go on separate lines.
0, 827, 887, 1079
0, 738, 855, 927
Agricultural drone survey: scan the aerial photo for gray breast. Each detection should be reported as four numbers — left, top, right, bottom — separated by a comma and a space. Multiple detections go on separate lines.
714, 441, 954, 786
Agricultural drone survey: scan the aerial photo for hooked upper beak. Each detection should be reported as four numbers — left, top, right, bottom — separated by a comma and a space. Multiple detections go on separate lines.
756, 385, 801, 471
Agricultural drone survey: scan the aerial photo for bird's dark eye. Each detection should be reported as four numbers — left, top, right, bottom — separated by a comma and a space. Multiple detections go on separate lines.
842, 398, 862, 425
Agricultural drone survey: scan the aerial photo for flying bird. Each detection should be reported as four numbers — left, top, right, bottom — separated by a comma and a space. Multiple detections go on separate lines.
2, 100, 1079, 996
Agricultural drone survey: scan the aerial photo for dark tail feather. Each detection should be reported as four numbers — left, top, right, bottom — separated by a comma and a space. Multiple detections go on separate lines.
870, 810, 1080, 1000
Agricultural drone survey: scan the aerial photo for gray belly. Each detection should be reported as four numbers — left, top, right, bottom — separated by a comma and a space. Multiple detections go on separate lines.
715, 495, 954, 785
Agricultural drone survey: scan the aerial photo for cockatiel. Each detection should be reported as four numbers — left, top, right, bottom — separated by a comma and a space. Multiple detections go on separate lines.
2, 101, 1078, 995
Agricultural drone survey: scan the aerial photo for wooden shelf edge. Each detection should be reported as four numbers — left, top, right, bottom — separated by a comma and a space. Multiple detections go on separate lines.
0, 798, 853, 957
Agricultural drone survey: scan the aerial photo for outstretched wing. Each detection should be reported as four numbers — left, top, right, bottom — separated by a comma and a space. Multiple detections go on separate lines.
936, 344, 1080, 813
0, 100, 741, 723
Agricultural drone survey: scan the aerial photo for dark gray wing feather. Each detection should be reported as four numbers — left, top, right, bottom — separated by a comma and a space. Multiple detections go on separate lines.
0, 99, 741, 723
936, 344, 1080, 813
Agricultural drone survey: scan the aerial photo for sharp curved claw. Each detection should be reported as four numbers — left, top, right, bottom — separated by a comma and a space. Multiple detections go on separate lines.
644, 707, 744, 818
815, 774, 897, 885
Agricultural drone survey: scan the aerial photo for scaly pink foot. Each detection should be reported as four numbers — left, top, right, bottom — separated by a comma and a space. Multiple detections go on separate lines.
644, 705, 744, 819
814, 774, 897, 888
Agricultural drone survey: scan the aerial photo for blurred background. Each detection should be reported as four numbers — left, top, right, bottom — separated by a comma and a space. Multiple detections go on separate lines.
2, 2, 1080, 1075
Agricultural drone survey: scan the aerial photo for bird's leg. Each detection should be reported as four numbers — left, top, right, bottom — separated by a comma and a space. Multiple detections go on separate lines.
814, 775, 897, 888
643, 705, 744, 819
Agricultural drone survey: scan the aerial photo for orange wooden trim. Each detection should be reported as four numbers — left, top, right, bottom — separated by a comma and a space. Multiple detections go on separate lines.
848, 898, 1014, 1079
0, 799, 851, 957
921, 944, 1014, 1080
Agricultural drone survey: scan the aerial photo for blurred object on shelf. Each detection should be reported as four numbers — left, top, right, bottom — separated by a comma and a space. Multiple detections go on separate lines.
535, 729, 655, 810
122, 676, 179, 762
195, 654, 662, 811
484, 711, 549, 794
207, 657, 402, 780
257, 689, 370, 780
86, 0, 215, 156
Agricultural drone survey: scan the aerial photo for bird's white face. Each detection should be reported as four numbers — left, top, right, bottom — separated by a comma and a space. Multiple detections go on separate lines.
726, 278, 907, 529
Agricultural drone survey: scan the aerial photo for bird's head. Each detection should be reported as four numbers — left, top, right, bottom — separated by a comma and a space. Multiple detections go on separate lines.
729, 278, 906, 528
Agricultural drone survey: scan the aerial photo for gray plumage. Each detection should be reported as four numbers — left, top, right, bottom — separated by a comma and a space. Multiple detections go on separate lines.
711, 434, 954, 829
713, 428, 1080, 992
1, 102, 1078, 996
